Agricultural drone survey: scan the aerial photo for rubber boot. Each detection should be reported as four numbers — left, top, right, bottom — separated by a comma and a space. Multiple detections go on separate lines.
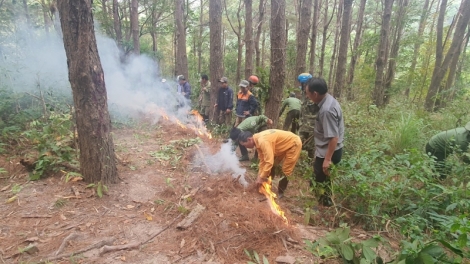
277, 176, 289, 198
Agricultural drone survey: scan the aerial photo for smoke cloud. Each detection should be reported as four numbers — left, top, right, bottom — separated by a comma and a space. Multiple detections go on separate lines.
1, 22, 248, 182
194, 141, 248, 187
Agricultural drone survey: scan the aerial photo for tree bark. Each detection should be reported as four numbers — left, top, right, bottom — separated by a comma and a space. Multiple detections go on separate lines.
57, 0, 118, 184
255, 0, 265, 69
404, 0, 430, 97
131, 0, 140, 54
175, 0, 189, 78
113, 0, 122, 47
308, 0, 320, 75
266, 0, 286, 126
346, 0, 366, 100
424, 0, 470, 111
333, 0, 352, 99
383, 0, 408, 105
295, 0, 312, 75
210, 0, 223, 121
245, 0, 254, 78
372, 0, 394, 107
224, 0, 243, 83
197, 0, 205, 74
319, 0, 334, 77
328, 0, 341, 87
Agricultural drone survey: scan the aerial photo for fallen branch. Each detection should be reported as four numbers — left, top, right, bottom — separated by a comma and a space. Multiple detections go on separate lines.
47, 237, 115, 261
21, 215, 52, 218
194, 145, 212, 174
98, 213, 183, 256
55, 233, 79, 256
177, 204, 205, 230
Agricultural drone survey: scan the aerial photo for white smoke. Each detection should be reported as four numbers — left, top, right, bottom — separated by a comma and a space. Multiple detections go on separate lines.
194, 140, 248, 187
0, 23, 190, 123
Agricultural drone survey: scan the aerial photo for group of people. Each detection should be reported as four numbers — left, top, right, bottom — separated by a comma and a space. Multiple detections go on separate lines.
231, 73, 344, 206
174, 72, 470, 207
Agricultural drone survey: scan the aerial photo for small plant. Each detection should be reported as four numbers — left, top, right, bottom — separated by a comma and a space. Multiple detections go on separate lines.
86, 181, 108, 198
305, 226, 385, 263
54, 198, 67, 208
0, 167, 7, 174
11, 183, 22, 194
165, 177, 174, 188
154, 199, 165, 205
64, 171, 82, 182
244, 249, 269, 264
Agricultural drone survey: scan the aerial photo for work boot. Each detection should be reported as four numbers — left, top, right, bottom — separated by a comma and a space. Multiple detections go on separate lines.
277, 176, 289, 199
239, 155, 249, 161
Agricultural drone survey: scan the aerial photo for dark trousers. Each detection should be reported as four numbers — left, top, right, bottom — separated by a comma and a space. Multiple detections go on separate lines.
312, 148, 343, 205
239, 144, 248, 157
283, 110, 300, 133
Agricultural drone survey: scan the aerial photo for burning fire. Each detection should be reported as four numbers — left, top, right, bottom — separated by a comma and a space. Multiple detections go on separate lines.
259, 177, 288, 224
152, 107, 212, 139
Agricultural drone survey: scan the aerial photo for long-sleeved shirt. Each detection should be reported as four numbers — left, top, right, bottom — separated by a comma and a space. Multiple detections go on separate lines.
237, 115, 269, 133
216, 86, 234, 111
254, 129, 301, 178
181, 81, 191, 99
279, 97, 301, 116
235, 91, 258, 117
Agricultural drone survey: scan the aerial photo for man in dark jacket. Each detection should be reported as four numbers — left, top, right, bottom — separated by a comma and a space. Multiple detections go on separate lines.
177, 75, 191, 107
235, 80, 258, 126
214, 77, 234, 126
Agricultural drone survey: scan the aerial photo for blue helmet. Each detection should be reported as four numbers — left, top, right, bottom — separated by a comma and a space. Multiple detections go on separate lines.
297, 73, 312, 84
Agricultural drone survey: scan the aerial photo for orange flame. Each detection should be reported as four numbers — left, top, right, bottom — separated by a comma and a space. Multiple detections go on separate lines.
154, 108, 212, 139
259, 177, 288, 224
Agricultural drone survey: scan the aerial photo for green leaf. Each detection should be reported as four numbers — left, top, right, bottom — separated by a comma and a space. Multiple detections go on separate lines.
457, 233, 467, 249
437, 239, 463, 257
97, 183, 103, 198
262, 255, 269, 264
418, 252, 436, 264
362, 238, 379, 248
445, 203, 458, 212
420, 244, 443, 258
244, 249, 252, 259
254, 251, 260, 263
362, 246, 377, 261
337, 227, 351, 242
340, 244, 354, 261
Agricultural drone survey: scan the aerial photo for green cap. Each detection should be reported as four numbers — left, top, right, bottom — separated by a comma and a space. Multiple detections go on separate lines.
465, 121, 470, 131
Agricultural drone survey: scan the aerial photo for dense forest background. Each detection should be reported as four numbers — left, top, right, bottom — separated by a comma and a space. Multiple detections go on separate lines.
1, 0, 470, 262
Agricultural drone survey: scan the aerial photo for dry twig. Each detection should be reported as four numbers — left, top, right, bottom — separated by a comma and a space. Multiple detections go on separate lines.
55, 232, 79, 256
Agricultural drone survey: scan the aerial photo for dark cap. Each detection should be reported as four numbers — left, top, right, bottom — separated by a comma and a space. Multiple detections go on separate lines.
219, 77, 228, 83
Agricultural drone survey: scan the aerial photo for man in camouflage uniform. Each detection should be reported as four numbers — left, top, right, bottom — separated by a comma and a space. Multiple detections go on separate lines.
297, 73, 319, 159
198, 74, 212, 122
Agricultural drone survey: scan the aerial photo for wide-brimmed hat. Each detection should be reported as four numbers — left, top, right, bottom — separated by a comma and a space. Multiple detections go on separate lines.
465, 121, 470, 130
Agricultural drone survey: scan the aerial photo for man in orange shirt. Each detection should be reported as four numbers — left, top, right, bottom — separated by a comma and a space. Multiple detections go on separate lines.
238, 129, 302, 197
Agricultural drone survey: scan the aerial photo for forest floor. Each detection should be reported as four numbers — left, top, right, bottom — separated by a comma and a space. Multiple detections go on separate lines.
0, 118, 399, 264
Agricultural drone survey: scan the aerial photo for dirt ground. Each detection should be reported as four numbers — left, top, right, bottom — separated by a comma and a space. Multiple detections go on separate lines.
0, 118, 397, 264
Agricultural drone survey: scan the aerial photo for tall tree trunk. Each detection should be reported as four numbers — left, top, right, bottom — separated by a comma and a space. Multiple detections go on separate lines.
309, 0, 320, 75
224, 0, 243, 83
425, 0, 470, 111
266, 0, 286, 126
175, 0, 189, 78
100, 0, 114, 37
131, 0, 139, 54
210, 0, 223, 121
372, 0, 394, 107
197, 0, 204, 74
383, 0, 409, 104
346, 0, 367, 100
333, 0, 352, 99
255, 0, 265, 69
113, 0, 122, 46
57, 0, 118, 184
22, 0, 31, 26
295, 0, 312, 75
328, 0, 341, 87
245, 0, 254, 78
404, 0, 430, 97
40, 0, 52, 35
124, 0, 131, 41
448, 27, 470, 101
319, 0, 334, 77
